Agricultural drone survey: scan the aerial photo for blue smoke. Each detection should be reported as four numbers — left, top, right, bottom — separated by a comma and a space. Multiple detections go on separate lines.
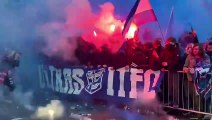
90, 0, 212, 42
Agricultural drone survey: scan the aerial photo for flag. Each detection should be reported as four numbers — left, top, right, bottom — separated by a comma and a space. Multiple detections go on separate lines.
191, 26, 199, 43
165, 7, 174, 39
122, 0, 157, 36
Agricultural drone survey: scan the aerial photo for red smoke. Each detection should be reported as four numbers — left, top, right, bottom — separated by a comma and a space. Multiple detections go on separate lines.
81, 2, 138, 53
40, 0, 138, 61
80, 2, 124, 53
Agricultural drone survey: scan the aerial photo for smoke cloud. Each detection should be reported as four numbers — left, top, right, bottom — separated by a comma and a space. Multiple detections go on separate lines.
1, 0, 212, 61
12, 88, 34, 111
34, 100, 64, 119
38, 0, 126, 60
0, 0, 126, 62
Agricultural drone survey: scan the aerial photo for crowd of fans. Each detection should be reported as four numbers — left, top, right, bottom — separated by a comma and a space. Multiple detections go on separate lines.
74, 32, 212, 114
75, 33, 211, 72
37, 31, 212, 118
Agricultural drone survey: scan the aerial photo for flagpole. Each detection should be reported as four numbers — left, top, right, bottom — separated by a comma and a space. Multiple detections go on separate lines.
165, 6, 174, 40
157, 21, 165, 45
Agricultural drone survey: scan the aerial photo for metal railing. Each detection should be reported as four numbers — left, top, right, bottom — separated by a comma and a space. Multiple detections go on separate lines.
161, 70, 212, 115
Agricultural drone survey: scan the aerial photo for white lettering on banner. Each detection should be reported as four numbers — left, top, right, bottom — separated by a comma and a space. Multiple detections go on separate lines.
44, 69, 51, 89
38, 65, 45, 88
38, 65, 51, 89
55, 68, 63, 93
107, 67, 115, 96
129, 68, 144, 98
38, 65, 162, 99
72, 69, 84, 95
117, 68, 128, 97
144, 69, 161, 92
151, 70, 161, 88
63, 69, 74, 94
49, 66, 55, 90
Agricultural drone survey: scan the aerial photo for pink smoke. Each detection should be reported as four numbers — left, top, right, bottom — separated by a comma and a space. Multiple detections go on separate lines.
39, 0, 138, 61
81, 2, 126, 53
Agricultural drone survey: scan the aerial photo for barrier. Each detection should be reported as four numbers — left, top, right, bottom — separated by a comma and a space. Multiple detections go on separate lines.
161, 71, 212, 115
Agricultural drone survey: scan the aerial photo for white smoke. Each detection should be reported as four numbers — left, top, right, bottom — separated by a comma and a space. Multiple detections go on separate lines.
12, 88, 34, 111
131, 91, 174, 120
0, 85, 34, 112
34, 100, 64, 120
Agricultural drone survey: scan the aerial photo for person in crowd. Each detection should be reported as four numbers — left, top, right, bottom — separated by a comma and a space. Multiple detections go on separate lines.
75, 38, 97, 68
96, 44, 113, 68
161, 37, 181, 71
125, 39, 150, 70
140, 42, 153, 70
110, 37, 129, 70
127, 40, 144, 69
112, 47, 128, 70
0, 50, 21, 92
117, 29, 142, 70
181, 43, 194, 109
147, 39, 165, 94
183, 44, 210, 112
149, 38, 164, 71
202, 41, 212, 112
205, 41, 212, 62
179, 31, 198, 49
75, 38, 90, 66
180, 43, 194, 70
161, 37, 181, 107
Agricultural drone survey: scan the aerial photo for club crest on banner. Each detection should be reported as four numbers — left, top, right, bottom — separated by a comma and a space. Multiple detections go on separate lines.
85, 68, 105, 94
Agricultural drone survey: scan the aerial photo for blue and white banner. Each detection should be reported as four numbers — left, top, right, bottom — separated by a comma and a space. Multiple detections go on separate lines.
38, 65, 164, 103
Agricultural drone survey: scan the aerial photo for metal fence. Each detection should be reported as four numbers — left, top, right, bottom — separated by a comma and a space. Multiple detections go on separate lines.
161, 70, 212, 115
